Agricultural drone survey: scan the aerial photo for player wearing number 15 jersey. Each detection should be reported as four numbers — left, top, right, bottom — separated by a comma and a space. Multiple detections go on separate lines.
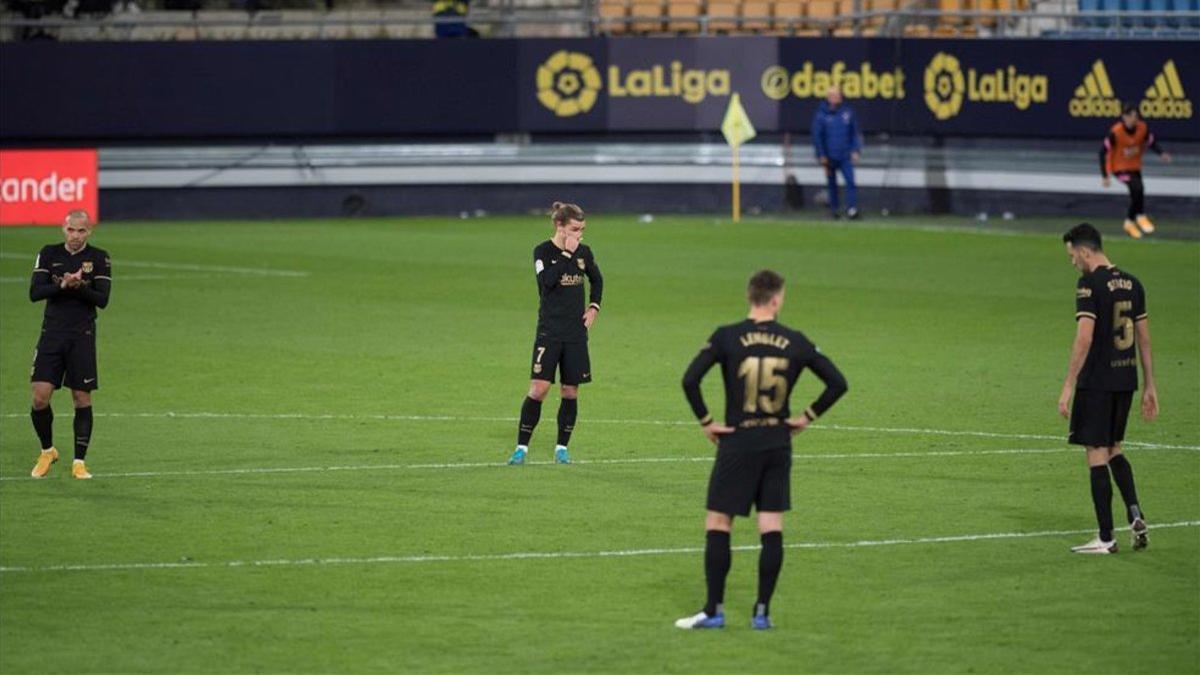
1059, 223, 1157, 555
674, 270, 847, 630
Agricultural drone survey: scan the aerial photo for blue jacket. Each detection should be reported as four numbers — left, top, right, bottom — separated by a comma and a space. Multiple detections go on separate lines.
811, 101, 861, 161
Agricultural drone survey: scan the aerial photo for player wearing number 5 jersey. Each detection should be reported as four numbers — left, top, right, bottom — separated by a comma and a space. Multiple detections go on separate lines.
1059, 223, 1156, 555
674, 270, 847, 630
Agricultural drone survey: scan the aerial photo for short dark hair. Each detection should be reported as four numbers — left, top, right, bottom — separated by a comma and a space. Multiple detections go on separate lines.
1063, 223, 1103, 251
1121, 102, 1139, 117
748, 269, 785, 306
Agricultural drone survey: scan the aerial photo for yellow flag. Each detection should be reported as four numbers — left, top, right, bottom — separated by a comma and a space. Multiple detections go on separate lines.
721, 93, 756, 148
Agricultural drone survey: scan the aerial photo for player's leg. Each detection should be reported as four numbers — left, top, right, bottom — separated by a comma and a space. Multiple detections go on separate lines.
30, 382, 58, 478
1072, 446, 1118, 553
510, 339, 559, 465
1117, 173, 1142, 239
751, 447, 791, 629
1105, 392, 1147, 549
825, 161, 840, 217
1130, 172, 1155, 234
841, 161, 859, 219
63, 333, 98, 479
29, 333, 66, 478
553, 342, 590, 464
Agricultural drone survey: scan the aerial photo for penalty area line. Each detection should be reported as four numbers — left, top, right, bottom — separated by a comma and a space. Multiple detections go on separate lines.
0, 410, 1196, 451
1, 521, 1196, 574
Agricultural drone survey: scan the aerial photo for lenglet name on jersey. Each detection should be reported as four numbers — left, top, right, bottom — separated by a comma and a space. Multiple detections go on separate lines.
740, 332, 791, 350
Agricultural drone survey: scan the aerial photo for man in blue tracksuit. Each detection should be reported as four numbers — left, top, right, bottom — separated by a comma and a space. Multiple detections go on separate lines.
811, 86, 862, 219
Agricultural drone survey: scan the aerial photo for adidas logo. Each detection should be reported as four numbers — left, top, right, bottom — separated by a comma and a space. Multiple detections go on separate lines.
1069, 59, 1121, 118
1140, 60, 1192, 119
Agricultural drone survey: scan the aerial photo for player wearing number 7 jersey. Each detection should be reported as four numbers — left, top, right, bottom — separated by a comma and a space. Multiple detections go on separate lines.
674, 270, 847, 630
1059, 223, 1157, 555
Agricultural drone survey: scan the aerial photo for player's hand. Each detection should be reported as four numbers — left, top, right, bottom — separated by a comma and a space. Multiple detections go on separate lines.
851, 152, 860, 164
1102, 176, 1111, 188
786, 416, 812, 436
1141, 386, 1159, 421
818, 156, 829, 167
1057, 384, 1073, 419
701, 421, 734, 445
1162, 152, 1173, 164
60, 270, 83, 289
582, 307, 598, 329
562, 234, 580, 253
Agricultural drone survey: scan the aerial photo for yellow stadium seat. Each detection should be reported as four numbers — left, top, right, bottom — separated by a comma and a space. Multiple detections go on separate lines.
867, 0, 898, 26
599, 0, 629, 34
707, 0, 739, 32
806, 0, 840, 30
773, 0, 806, 32
629, 0, 664, 32
667, 0, 702, 32
742, 0, 773, 31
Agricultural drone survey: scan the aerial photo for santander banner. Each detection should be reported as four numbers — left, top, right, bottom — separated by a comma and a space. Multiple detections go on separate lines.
0, 149, 98, 226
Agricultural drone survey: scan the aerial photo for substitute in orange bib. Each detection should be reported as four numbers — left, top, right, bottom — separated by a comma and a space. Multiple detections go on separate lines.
1100, 104, 1173, 239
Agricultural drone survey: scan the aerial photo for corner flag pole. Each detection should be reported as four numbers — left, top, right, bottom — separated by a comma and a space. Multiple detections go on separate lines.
720, 92, 756, 225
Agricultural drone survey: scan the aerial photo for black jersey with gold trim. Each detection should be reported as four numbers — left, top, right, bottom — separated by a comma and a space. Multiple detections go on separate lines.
1074, 265, 1145, 392
532, 240, 602, 343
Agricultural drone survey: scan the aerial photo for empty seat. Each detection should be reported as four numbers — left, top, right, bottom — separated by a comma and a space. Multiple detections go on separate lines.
629, 0, 663, 32
806, 0, 841, 30
742, 0, 773, 30
666, 0, 702, 32
705, 0, 739, 32
773, 0, 806, 31
599, 0, 629, 34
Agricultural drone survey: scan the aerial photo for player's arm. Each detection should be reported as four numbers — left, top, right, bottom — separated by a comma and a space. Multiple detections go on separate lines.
1133, 284, 1157, 420
583, 250, 603, 328
75, 255, 112, 309
1147, 131, 1172, 162
1059, 278, 1097, 418
787, 351, 848, 435
534, 248, 571, 291
28, 251, 59, 302
849, 109, 862, 160
811, 110, 826, 163
1099, 131, 1115, 181
682, 333, 733, 444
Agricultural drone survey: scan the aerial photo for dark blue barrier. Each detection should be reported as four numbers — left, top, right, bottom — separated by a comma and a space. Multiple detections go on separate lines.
1, 37, 1196, 141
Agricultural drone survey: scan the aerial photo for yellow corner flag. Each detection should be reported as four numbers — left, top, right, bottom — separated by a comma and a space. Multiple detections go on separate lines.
721, 93, 756, 222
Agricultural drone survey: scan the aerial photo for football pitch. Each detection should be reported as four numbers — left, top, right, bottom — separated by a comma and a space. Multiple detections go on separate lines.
1, 214, 1197, 673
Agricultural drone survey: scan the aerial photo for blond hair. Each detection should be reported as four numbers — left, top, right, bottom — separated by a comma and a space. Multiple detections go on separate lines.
551, 201, 585, 225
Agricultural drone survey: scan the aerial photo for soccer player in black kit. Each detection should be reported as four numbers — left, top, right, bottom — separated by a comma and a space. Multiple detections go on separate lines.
1058, 223, 1156, 554
675, 270, 847, 630
508, 202, 603, 466
28, 210, 112, 480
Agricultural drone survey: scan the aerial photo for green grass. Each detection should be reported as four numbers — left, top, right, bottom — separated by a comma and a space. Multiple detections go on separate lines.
1, 215, 1197, 673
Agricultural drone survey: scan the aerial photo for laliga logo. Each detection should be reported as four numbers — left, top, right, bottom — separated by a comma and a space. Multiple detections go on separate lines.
924, 52, 966, 120
536, 50, 602, 118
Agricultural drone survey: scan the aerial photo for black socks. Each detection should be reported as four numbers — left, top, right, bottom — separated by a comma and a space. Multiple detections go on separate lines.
557, 398, 578, 447
1108, 454, 1144, 523
31, 406, 53, 450
1090, 465, 1115, 542
517, 397, 542, 446
74, 406, 93, 461
704, 530, 731, 617
757, 531, 784, 616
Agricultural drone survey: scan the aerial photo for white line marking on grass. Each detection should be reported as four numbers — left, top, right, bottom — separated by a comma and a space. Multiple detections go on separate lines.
2, 410, 1195, 451
0, 274, 223, 283
0, 447, 1084, 482
0, 252, 308, 277
1, 521, 1195, 574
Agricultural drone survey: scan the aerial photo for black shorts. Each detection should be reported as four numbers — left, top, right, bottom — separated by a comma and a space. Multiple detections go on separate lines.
530, 337, 591, 385
706, 445, 792, 517
1069, 389, 1134, 448
31, 330, 98, 391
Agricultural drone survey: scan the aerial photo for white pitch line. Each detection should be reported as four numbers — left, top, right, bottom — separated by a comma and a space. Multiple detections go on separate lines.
2, 410, 1195, 451
0, 274, 223, 283
0, 251, 308, 277
0, 447, 1081, 482
1, 520, 1195, 575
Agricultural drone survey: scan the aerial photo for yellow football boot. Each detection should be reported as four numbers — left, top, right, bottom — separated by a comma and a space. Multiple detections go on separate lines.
31, 447, 59, 478
72, 460, 92, 480
1123, 219, 1143, 239
1135, 214, 1156, 234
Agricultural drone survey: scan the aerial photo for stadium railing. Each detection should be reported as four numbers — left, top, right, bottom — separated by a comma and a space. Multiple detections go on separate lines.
2, 0, 1198, 38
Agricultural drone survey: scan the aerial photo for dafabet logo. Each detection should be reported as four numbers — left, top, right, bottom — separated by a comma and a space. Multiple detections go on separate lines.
923, 51, 1048, 120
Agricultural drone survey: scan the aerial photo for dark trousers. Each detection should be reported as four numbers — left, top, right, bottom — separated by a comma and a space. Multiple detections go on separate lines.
825, 158, 857, 212
1116, 171, 1144, 220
